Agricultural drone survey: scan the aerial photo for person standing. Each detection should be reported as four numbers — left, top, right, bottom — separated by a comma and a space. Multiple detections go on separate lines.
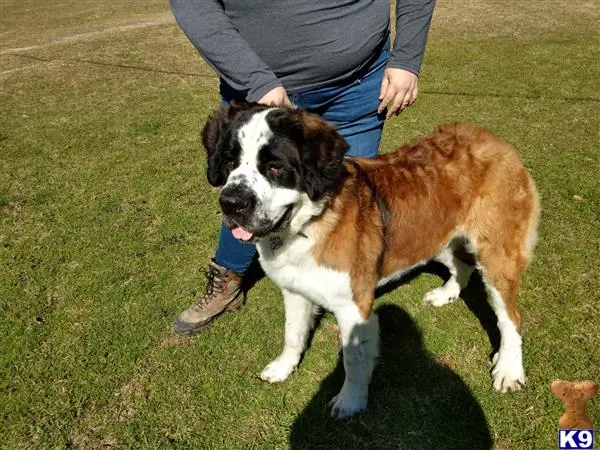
169, 0, 436, 336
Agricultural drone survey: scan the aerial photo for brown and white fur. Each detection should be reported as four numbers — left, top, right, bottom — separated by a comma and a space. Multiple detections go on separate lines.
201, 103, 540, 419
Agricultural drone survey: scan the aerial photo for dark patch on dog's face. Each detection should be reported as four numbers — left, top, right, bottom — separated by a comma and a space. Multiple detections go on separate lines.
201, 103, 348, 238
255, 109, 306, 191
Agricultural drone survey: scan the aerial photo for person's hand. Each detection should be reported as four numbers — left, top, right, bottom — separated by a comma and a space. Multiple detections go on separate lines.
377, 68, 419, 119
258, 86, 291, 106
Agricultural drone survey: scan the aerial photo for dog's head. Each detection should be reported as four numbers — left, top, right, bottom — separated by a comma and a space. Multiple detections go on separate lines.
202, 102, 348, 241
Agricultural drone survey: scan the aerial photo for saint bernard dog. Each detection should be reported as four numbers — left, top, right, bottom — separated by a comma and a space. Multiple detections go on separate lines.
201, 102, 540, 419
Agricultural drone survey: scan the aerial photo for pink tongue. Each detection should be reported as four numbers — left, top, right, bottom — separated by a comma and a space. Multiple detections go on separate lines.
231, 226, 254, 241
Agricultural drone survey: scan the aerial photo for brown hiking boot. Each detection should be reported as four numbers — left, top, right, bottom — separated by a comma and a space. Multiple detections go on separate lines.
172, 260, 245, 336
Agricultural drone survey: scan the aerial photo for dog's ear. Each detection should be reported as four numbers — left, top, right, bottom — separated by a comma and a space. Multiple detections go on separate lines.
265, 108, 306, 145
227, 100, 257, 115
295, 111, 348, 200
202, 106, 233, 187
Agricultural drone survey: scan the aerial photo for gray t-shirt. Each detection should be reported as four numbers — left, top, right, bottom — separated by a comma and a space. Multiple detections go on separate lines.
170, 0, 435, 101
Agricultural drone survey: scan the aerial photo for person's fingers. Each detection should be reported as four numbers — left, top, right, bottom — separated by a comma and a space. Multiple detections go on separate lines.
274, 91, 290, 106
400, 90, 413, 112
408, 84, 418, 106
378, 76, 392, 114
378, 88, 396, 115
386, 93, 402, 119
387, 88, 412, 118
272, 95, 288, 106
258, 86, 289, 106
379, 75, 389, 101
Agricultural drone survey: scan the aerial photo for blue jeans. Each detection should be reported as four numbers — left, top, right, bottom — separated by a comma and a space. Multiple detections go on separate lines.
215, 42, 389, 273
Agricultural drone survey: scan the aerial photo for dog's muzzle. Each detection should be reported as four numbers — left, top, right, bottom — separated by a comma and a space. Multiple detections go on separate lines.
219, 185, 294, 242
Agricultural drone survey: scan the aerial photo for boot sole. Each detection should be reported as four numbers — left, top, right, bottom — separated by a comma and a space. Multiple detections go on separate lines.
172, 296, 246, 337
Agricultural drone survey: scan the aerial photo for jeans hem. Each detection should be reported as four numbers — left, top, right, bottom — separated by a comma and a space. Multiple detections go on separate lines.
214, 254, 254, 274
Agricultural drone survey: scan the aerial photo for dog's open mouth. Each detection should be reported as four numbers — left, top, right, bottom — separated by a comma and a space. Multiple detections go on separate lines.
230, 205, 294, 242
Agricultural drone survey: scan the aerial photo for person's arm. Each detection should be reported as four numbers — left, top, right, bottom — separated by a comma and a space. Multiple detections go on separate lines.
169, 0, 283, 102
389, 0, 436, 75
378, 0, 436, 118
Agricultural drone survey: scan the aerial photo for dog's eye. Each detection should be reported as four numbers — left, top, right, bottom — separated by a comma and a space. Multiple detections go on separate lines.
269, 165, 281, 175
226, 161, 236, 171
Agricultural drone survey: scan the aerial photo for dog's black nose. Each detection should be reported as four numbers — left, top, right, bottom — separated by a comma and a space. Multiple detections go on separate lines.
219, 187, 253, 215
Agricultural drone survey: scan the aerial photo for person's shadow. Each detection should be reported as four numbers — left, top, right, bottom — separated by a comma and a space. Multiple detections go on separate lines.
289, 302, 493, 450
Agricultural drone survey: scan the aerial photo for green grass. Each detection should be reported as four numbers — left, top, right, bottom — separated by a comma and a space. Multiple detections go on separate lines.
1, 1, 599, 448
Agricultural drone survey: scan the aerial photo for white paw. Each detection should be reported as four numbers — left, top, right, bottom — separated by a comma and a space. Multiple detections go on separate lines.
328, 386, 368, 420
258, 358, 296, 383
491, 353, 526, 393
423, 286, 458, 307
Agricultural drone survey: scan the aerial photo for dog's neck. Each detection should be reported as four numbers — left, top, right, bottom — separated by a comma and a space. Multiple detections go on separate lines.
257, 194, 328, 256
288, 194, 328, 236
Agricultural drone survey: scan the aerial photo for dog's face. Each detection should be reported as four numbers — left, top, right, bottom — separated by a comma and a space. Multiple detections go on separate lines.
202, 103, 348, 241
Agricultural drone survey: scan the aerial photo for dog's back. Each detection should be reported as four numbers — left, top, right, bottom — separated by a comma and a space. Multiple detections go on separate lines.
340, 123, 540, 281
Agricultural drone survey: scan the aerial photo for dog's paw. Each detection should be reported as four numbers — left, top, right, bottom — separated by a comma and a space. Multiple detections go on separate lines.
328, 387, 367, 420
423, 286, 458, 307
491, 353, 526, 393
258, 358, 296, 383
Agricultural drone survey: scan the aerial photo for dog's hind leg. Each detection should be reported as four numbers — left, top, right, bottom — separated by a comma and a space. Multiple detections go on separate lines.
474, 177, 538, 393
259, 289, 317, 383
424, 246, 475, 307
477, 248, 527, 393
329, 303, 379, 419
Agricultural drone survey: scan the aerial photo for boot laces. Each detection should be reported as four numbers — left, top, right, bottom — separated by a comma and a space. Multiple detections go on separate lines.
196, 265, 226, 306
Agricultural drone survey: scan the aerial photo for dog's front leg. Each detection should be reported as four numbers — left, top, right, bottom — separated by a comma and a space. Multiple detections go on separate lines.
329, 304, 379, 419
259, 289, 316, 383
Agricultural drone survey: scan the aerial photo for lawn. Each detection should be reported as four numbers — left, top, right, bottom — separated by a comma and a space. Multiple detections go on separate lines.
1, 1, 598, 448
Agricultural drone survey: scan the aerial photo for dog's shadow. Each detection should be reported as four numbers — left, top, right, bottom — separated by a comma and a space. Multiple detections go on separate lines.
377, 261, 501, 357
289, 294, 494, 449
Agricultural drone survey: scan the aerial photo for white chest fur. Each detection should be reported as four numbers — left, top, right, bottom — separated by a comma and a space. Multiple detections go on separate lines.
256, 234, 353, 310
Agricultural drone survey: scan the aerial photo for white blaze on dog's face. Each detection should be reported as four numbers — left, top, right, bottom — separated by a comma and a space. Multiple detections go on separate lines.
201, 103, 348, 241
